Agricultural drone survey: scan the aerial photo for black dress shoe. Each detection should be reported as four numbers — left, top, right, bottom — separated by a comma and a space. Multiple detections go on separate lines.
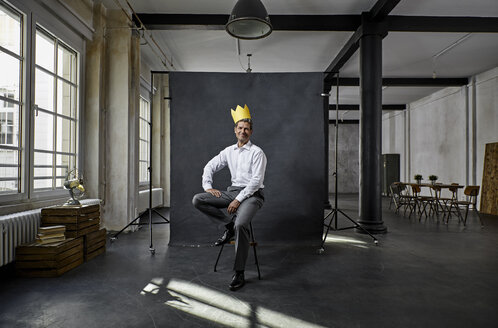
229, 272, 245, 291
214, 228, 234, 246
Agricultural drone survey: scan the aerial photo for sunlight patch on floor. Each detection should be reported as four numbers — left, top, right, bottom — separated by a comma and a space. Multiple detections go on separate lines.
140, 278, 327, 328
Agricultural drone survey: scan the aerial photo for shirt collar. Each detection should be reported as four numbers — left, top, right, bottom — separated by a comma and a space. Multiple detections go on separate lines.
233, 140, 252, 150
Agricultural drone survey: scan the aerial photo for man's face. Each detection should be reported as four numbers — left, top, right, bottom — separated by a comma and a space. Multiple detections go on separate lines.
234, 121, 252, 144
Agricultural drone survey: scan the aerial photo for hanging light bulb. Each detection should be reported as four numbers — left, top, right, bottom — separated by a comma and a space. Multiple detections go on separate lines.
226, 0, 273, 40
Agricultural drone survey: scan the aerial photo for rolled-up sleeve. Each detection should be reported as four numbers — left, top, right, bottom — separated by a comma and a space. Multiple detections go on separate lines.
236, 150, 267, 202
202, 149, 228, 191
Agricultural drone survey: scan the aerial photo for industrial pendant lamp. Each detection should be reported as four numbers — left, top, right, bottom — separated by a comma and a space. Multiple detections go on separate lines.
226, 0, 272, 40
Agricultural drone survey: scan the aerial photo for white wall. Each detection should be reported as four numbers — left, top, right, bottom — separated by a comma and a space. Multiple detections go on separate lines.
382, 66, 498, 203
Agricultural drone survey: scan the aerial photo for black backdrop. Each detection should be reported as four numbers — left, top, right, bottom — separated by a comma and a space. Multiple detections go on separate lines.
169, 72, 324, 246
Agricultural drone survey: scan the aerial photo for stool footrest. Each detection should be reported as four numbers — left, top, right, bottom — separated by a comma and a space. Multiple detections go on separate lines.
214, 222, 261, 280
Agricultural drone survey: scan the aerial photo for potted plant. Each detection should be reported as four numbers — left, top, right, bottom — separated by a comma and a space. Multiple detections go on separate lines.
414, 174, 423, 184
428, 175, 438, 184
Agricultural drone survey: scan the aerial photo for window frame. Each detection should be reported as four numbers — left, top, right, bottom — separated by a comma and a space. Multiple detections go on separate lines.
0, 0, 86, 206
138, 92, 151, 187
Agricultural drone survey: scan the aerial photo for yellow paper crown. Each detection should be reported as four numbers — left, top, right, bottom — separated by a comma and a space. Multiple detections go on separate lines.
231, 104, 251, 123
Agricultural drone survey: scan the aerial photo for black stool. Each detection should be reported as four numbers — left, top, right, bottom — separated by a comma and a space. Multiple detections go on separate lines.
214, 222, 261, 280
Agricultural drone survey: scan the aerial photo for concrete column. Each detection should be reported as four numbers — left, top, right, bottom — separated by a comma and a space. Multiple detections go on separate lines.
152, 74, 162, 188
103, 10, 140, 230
358, 15, 387, 234
323, 83, 332, 209
84, 2, 106, 200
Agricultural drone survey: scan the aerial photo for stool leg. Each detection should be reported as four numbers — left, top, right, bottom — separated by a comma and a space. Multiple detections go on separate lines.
250, 223, 261, 280
214, 244, 225, 272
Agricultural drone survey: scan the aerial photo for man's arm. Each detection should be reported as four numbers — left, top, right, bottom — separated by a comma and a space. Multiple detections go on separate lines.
202, 149, 228, 197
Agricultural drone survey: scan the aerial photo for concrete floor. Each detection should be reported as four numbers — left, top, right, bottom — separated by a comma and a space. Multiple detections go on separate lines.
1, 195, 497, 328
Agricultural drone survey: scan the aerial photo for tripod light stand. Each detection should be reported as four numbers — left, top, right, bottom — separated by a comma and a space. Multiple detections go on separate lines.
318, 72, 378, 254
110, 71, 170, 255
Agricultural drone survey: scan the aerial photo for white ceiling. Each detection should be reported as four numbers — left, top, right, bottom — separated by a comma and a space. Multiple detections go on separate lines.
102, 0, 498, 108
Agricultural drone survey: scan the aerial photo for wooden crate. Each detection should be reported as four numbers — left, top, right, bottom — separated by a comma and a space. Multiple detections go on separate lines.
83, 228, 107, 261
15, 238, 84, 277
41, 204, 101, 238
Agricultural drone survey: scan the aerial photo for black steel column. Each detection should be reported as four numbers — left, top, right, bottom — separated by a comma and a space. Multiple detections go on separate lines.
358, 14, 387, 233
323, 82, 332, 209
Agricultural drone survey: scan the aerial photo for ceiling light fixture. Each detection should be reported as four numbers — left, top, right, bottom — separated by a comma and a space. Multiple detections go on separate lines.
226, 0, 273, 40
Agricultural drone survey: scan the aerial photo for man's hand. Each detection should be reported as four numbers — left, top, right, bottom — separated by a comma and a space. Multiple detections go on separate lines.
206, 188, 221, 198
227, 199, 240, 214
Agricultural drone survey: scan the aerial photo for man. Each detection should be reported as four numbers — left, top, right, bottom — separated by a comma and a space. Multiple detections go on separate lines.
192, 104, 267, 291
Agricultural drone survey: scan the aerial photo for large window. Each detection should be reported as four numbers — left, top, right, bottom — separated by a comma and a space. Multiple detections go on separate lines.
0, 2, 22, 193
33, 27, 78, 190
0, 0, 81, 203
139, 96, 150, 185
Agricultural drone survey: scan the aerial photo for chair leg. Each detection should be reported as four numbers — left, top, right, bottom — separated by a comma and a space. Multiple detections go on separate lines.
250, 223, 261, 280
463, 205, 470, 226
214, 244, 225, 272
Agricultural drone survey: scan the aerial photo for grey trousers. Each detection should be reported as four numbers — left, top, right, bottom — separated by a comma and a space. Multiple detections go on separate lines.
192, 186, 264, 271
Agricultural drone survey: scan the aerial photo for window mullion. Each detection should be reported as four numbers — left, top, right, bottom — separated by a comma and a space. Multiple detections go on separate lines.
52, 38, 58, 189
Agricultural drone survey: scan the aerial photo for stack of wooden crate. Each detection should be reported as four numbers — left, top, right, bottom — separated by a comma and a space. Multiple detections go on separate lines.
15, 238, 84, 277
41, 204, 101, 238
15, 203, 107, 277
40, 203, 107, 262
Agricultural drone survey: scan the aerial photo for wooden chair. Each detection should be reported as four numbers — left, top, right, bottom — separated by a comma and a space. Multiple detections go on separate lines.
429, 185, 453, 221
447, 186, 482, 226
214, 222, 261, 279
390, 183, 416, 216
410, 184, 435, 220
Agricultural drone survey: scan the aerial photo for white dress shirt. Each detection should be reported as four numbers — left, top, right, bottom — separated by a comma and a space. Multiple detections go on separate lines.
202, 140, 267, 202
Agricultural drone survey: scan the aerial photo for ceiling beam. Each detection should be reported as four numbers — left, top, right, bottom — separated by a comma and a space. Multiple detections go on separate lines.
135, 13, 498, 33
329, 104, 406, 111
324, 0, 400, 82
329, 119, 360, 125
329, 77, 468, 86
370, 0, 402, 21
388, 16, 498, 33
135, 14, 361, 31
323, 28, 362, 78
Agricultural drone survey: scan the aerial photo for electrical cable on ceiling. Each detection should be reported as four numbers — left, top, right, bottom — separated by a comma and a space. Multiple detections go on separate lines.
110, 0, 174, 70
431, 33, 472, 79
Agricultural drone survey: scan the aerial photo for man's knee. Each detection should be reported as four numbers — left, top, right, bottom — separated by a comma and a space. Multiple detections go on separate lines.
192, 193, 204, 208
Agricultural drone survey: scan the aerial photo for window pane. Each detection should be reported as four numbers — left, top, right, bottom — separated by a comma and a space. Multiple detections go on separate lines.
0, 51, 21, 101
34, 111, 54, 151
57, 44, 76, 83
55, 154, 74, 188
0, 3, 21, 55
139, 161, 148, 182
33, 151, 52, 189
35, 30, 54, 72
35, 68, 54, 111
57, 80, 75, 117
0, 104, 19, 147
56, 116, 75, 153
0, 148, 19, 193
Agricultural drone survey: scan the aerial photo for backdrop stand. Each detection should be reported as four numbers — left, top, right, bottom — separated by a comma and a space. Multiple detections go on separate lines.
318, 72, 378, 254
110, 71, 170, 255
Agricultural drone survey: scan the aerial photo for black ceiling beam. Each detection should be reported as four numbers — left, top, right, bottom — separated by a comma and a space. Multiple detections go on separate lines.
135, 13, 498, 33
387, 16, 498, 33
329, 119, 360, 125
135, 14, 361, 31
370, 0, 402, 21
329, 104, 406, 111
324, 0, 400, 82
324, 28, 362, 78
329, 77, 468, 86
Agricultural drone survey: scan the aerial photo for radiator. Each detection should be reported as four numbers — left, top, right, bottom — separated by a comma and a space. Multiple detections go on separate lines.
0, 199, 101, 267
0, 209, 41, 267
